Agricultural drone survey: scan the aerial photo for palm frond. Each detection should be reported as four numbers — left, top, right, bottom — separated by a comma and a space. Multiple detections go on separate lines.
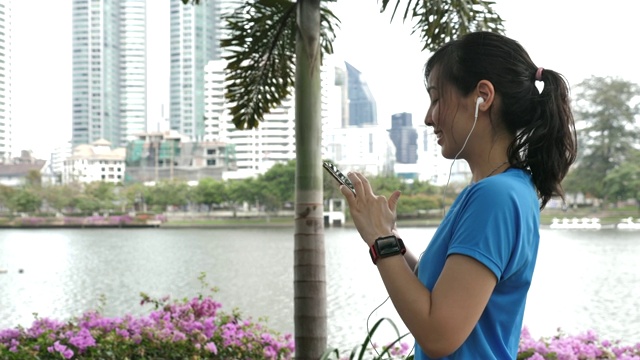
379, 0, 505, 52
221, 0, 340, 130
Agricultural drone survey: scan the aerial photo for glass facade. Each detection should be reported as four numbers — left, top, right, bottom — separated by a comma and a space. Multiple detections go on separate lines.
169, 0, 216, 140
345, 62, 377, 127
72, 0, 146, 148
389, 112, 418, 164
0, 0, 12, 161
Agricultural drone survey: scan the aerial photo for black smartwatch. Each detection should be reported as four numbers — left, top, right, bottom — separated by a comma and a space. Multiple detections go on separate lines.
369, 235, 406, 265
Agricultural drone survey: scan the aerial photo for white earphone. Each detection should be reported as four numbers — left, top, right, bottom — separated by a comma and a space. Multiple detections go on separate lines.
474, 96, 485, 119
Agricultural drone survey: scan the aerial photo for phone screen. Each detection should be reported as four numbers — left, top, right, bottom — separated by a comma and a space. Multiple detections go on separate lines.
323, 162, 356, 195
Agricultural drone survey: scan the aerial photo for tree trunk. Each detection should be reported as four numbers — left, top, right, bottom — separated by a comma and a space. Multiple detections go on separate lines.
293, 1, 326, 359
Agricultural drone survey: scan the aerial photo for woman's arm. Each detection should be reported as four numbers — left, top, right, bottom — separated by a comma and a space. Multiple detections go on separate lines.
376, 253, 496, 358
340, 172, 497, 358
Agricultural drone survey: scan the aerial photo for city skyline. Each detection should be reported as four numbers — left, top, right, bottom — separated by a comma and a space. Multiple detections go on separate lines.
10, 0, 640, 159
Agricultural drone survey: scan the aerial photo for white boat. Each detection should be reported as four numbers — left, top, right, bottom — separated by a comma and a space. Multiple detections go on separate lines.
549, 217, 602, 230
617, 217, 640, 230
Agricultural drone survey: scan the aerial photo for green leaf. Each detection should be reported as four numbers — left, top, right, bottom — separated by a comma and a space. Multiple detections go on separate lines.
221, 0, 339, 130
380, 0, 505, 52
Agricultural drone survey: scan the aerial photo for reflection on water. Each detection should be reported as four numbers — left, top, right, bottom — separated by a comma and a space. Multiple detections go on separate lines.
0, 227, 639, 350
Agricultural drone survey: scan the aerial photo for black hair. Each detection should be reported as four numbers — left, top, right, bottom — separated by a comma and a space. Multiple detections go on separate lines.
425, 31, 577, 209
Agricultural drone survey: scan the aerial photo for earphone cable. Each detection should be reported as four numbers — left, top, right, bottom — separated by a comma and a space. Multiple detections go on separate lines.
365, 108, 479, 358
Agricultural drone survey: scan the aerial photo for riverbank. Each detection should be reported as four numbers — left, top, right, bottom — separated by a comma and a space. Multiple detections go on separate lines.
0, 206, 636, 229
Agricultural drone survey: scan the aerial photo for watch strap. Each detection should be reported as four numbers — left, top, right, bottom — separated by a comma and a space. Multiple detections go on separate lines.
369, 235, 406, 265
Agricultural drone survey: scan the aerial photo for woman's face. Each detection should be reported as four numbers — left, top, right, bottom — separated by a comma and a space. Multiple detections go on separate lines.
424, 70, 475, 160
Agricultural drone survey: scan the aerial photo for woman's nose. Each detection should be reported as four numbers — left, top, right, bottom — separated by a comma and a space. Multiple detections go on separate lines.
424, 111, 433, 127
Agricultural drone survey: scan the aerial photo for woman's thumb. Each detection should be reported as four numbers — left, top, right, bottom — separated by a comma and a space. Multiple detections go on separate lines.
388, 190, 401, 211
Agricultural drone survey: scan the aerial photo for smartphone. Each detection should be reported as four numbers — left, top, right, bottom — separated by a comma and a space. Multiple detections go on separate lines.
323, 161, 356, 195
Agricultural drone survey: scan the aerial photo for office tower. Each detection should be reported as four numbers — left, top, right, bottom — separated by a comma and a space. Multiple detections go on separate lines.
389, 112, 418, 164
331, 65, 349, 128
345, 62, 377, 126
0, 0, 11, 161
204, 55, 343, 179
169, 0, 217, 140
72, 0, 147, 148
204, 60, 295, 177
211, 0, 243, 61
120, 0, 147, 143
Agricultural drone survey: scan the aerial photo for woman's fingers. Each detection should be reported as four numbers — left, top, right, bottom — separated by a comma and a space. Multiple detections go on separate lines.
347, 172, 375, 197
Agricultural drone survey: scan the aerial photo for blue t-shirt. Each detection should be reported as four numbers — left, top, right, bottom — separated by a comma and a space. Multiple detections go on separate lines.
415, 168, 540, 359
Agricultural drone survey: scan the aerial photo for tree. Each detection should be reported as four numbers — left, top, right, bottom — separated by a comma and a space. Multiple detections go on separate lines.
84, 181, 117, 213
563, 76, 640, 203
121, 183, 149, 212
145, 180, 191, 212
185, 1, 504, 358
193, 178, 226, 211
602, 148, 640, 209
41, 184, 79, 213
0, 185, 16, 213
9, 188, 42, 213
257, 159, 296, 208
226, 178, 259, 216
25, 170, 42, 188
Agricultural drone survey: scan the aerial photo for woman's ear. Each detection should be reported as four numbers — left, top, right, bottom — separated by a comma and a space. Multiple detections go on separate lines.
476, 80, 495, 112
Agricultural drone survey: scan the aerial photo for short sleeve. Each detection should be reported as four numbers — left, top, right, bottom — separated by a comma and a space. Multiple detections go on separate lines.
447, 179, 520, 280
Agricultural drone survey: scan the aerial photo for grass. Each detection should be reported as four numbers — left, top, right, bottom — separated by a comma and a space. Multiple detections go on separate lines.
540, 205, 639, 226
162, 216, 294, 228
158, 205, 639, 228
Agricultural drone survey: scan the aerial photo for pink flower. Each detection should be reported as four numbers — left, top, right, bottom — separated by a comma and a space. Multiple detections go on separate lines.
205, 341, 218, 354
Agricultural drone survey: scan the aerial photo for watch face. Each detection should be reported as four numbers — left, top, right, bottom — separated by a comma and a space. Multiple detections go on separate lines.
377, 236, 401, 256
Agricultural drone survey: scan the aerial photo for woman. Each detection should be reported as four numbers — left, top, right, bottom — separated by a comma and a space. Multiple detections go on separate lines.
340, 32, 577, 359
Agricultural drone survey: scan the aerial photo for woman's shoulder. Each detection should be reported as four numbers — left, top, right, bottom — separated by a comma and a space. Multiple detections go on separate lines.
467, 167, 536, 201
476, 167, 532, 189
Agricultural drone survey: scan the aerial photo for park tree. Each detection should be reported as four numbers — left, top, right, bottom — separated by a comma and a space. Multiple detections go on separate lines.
564, 76, 640, 204
194, 178, 226, 211
0, 185, 15, 213
9, 188, 42, 213
41, 184, 79, 213
258, 159, 296, 207
121, 183, 149, 212
25, 170, 42, 188
602, 148, 640, 209
146, 180, 191, 212
84, 181, 117, 212
226, 178, 260, 216
183, 0, 504, 357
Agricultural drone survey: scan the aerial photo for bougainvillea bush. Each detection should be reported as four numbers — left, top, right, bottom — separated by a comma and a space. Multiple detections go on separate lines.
321, 321, 640, 360
3, 294, 640, 360
518, 326, 640, 360
0, 293, 294, 359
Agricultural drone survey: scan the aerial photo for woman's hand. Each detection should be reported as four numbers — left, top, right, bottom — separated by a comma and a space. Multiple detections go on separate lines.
339, 172, 401, 246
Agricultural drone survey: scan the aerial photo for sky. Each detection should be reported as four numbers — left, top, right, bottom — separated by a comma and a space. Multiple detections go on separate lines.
10, 0, 640, 159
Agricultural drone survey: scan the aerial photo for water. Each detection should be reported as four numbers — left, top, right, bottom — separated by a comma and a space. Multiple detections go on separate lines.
1, 227, 639, 351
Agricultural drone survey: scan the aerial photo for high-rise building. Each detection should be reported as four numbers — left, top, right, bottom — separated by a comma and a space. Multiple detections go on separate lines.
72, 0, 147, 148
203, 55, 344, 179
120, 0, 147, 143
204, 60, 296, 178
169, 0, 216, 140
389, 112, 418, 164
211, 0, 243, 61
345, 62, 377, 126
0, 0, 11, 162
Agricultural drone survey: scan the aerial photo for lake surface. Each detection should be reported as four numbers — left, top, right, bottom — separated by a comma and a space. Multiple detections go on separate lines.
1, 227, 639, 351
